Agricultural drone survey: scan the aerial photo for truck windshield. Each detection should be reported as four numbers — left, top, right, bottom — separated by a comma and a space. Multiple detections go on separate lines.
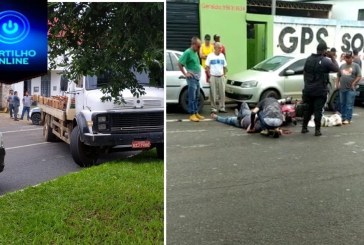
252, 56, 294, 72
85, 70, 150, 90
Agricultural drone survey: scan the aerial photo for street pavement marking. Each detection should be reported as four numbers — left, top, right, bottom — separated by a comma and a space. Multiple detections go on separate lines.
6, 142, 50, 150
1, 128, 42, 134
167, 119, 213, 123
168, 129, 207, 133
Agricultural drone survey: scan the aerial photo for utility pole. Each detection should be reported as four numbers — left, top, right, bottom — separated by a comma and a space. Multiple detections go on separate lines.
272, 0, 276, 15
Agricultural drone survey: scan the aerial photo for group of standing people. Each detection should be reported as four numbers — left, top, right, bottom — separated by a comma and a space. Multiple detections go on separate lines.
6, 90, 32, 121
302, 43, 362, 136
178, 34, 228, 122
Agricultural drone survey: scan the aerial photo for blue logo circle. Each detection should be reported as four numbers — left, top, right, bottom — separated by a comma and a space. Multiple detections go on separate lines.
0, 10, 30, 44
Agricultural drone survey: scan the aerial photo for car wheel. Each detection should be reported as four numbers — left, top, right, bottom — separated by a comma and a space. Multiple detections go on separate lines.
180, 89, 204, 113
260, 90, 280, 101
329, 90, 339, 111
31, 112, 41, 125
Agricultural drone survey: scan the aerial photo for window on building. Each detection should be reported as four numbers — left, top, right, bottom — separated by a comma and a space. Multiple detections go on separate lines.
358, 9, 364, 20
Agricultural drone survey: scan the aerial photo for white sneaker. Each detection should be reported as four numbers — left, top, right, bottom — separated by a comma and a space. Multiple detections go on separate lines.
342, 120, 349, 125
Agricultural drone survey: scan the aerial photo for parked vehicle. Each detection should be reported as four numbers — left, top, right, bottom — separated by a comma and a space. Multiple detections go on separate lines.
0, 132, 5, 173
30, 107, 41, 125
37, 71, 164, 167
166, 49, 210, 113
225, 55, 338, 110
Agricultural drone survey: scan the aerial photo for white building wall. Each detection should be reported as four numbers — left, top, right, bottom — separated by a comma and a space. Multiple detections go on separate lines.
50, 70, 63, 96
31, 77, 41, 96
12, 82, 24, 115
311, 0, 364, 21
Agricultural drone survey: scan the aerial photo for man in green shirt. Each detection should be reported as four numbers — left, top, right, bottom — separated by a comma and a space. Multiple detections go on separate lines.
178, 37, 205, 122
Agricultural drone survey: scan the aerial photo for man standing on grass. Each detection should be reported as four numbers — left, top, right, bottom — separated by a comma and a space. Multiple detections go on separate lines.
336, 51, 362, 125
206, 42, 228, 113
178, 37, 205, 122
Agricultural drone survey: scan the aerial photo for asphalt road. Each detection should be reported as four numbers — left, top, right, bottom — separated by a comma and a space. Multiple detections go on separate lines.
0, 112, 136, 196
167, 104, 364, 245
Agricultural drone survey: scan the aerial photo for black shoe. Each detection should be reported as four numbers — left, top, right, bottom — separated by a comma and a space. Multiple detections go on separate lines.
315, 130, 322, 136
301, 128, 309, 134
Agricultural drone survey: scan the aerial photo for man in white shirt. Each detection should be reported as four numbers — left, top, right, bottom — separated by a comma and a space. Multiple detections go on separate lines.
205, 42, 228, 113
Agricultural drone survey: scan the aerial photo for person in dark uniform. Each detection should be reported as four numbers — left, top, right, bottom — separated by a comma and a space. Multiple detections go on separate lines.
302, 43, 339, 136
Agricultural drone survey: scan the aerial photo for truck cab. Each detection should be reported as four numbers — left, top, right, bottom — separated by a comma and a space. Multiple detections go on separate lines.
40, 70, 164, 167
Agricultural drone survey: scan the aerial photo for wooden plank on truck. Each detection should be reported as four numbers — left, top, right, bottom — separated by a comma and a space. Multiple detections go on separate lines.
38, 104, 66, 121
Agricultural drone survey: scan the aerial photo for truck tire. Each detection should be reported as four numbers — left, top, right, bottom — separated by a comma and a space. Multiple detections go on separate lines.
156, 143, 164, 159
43, 115, 58, 142
180, 89, 204, 113
70, 125, 98, 167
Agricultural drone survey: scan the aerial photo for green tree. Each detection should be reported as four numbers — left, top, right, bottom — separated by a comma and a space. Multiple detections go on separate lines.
48, 2, 164, 103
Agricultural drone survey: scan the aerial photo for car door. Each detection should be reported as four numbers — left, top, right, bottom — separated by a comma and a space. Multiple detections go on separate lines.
166, 51, 186, 104
282, 58, 306, 100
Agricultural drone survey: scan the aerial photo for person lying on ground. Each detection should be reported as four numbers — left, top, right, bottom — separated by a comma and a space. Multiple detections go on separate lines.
210, 102, 262, 132
247, 97, 284, 137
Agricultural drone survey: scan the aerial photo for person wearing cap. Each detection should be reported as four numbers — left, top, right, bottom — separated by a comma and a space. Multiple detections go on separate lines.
206, 42, 228, 113
335, 51, 362, 125
301, 42, 339, 136
178, 36, 205, 122
213, 34, 226, 56
199, 34, 214, 69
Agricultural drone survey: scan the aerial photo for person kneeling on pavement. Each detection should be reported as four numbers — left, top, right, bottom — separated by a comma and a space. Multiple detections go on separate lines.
211, 102, 262, 132
247, 97, 283, 138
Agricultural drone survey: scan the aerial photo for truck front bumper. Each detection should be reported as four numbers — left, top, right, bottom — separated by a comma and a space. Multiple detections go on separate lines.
0, 148, 5, 173
82, 131, 164, 147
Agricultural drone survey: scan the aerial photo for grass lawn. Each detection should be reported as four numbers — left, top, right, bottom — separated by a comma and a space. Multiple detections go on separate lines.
0, 150, 163, 244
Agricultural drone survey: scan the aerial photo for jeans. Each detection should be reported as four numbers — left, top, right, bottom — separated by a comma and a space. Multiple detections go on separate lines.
8, 104, 14, 117
13, 106, 19, 119
302, 95, 326, 130
258, 111, 279, 130
340, 90, 356, 121
21, 106, 30, 120
187, 77, 200, 114
216, 102, 251, 128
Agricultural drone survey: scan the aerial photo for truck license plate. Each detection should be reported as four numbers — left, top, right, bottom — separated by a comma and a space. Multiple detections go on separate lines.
132, 140, 151, 149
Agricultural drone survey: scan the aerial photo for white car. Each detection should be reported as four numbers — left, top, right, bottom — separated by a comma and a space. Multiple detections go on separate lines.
166, 49, 210, 113
225, 55, 338, 109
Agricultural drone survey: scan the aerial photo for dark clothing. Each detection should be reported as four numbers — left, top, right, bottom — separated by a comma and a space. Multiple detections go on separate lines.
302, 95, 326, 130
21, 107, 30, 120
251, 98, 283, 130
302, 54, 338, 131
13, 95, 20, 120
303, 54, 339, 97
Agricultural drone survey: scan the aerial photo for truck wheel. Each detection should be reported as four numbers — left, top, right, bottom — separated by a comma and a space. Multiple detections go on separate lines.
260, 90, 280, 101
156, 143, 164, 159
70, 126, 98, 167
31, 113, 41, 125
180, 89, 204, 113
43, 115, 58, 142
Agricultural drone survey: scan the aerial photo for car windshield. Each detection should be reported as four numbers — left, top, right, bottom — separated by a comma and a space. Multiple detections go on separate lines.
85, 69, 150, 90
252, 56, 294, 72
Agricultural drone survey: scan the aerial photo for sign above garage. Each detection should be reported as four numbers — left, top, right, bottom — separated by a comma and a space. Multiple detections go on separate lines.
273, 16, 364, 56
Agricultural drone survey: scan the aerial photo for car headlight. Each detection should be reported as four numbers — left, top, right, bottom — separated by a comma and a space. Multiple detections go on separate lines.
241, 80, 258, 88
98, 116, 107, 123
0, 133, 3, 148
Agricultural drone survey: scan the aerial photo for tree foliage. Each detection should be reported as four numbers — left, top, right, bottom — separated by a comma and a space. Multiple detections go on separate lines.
48, 2, 164, 103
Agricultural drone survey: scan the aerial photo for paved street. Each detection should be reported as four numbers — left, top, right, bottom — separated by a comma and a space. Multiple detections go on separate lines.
0, 112, 135, 195
167, 104, 364, 245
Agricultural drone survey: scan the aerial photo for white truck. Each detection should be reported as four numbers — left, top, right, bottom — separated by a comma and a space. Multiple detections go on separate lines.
37, 73, 164, 167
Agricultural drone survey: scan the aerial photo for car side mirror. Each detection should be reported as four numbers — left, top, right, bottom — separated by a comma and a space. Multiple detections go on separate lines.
285, 69, 295, 76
